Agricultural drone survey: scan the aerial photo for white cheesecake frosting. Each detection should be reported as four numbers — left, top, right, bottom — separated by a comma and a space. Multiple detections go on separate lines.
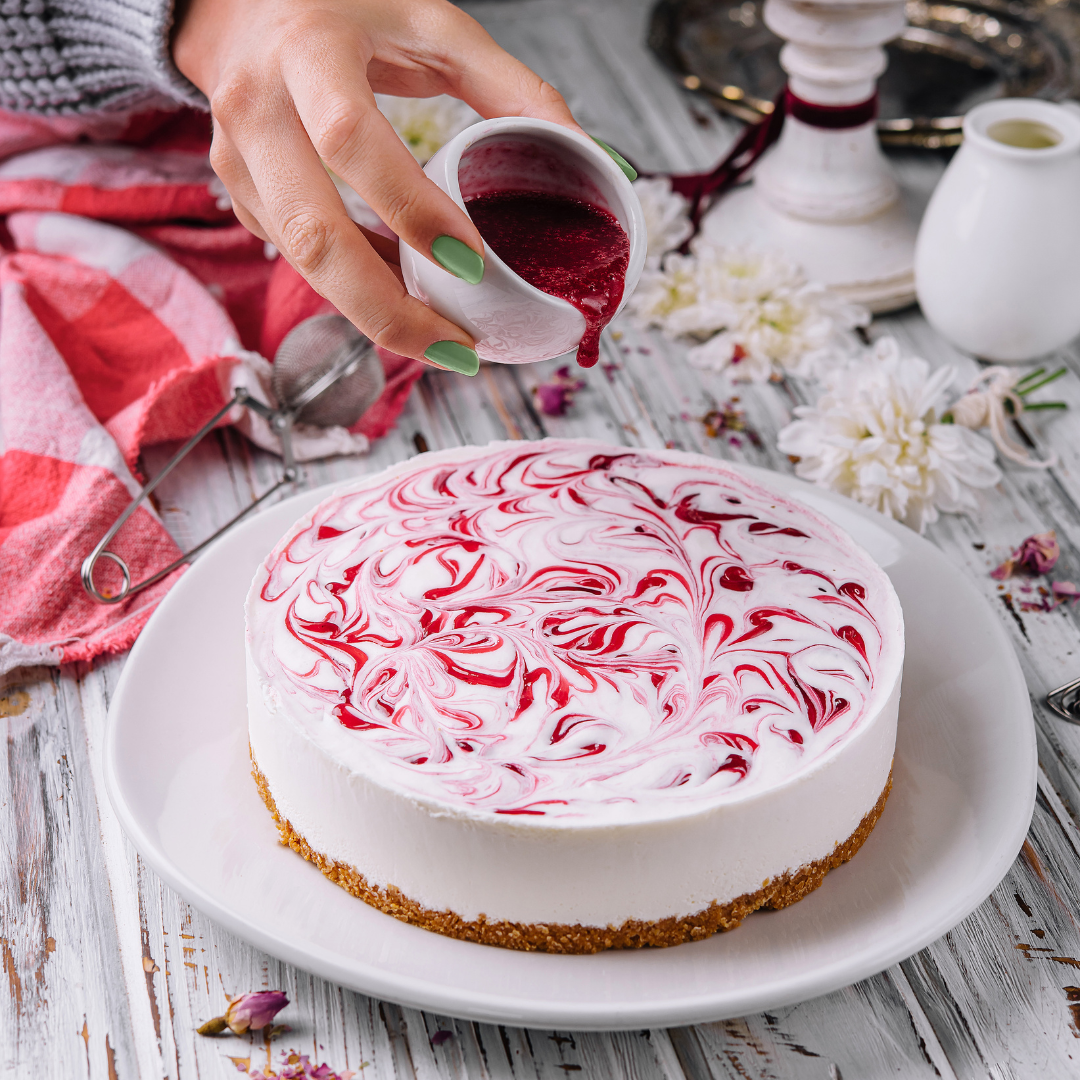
246, 440, 904, 934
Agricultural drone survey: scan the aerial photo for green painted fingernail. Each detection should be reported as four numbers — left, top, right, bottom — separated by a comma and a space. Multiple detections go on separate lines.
425, 340, 479, 376
431, 235, 485, 284
591, 136, 637, 182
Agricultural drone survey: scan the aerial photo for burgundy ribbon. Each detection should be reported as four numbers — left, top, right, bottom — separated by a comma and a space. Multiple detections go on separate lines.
785, 88, 878, 130
638, 86, 880, 241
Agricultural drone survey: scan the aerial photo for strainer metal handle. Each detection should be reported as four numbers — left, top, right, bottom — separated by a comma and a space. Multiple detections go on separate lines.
82, 314, 384, 605
80, 387, 302, 605
1047, 677, 1080, 726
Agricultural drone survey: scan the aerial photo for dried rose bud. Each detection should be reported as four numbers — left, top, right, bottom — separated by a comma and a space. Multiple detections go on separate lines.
198, 991, 289, 1037
224, 991, 289, 1034
991, 531, 1059, 580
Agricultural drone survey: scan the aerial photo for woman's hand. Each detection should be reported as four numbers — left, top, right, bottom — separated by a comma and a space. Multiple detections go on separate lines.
172, 0, 581, 373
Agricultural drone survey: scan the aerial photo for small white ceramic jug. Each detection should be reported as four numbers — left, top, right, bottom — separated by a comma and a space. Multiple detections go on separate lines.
399, 116, 646, 365
915, 98, 1080, 362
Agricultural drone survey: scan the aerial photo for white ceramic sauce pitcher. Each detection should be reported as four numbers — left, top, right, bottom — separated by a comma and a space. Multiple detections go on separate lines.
399, 117, 647, 365
915, 98, 1080, 362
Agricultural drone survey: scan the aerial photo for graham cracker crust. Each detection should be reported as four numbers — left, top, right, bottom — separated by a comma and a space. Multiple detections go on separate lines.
251, 749, 892, 954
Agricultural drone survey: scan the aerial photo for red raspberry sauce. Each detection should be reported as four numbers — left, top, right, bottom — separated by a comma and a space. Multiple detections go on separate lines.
466, 190, 629, 368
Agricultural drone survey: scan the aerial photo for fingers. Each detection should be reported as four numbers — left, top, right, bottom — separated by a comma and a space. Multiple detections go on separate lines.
356, 223, 401, 267
198, 0, 590, 378
216, 123, 402, 265
210, 125, 272, 242
210, 95, 478, 369
280, 24, 486, 285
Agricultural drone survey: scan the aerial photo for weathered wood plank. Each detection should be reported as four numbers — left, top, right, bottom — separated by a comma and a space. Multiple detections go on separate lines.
0, 662, 141, 1078
379, 1006, 687, 1080
899, 773, 1080, 1079
464, 0, 738, 173
669, 964, 957, 1079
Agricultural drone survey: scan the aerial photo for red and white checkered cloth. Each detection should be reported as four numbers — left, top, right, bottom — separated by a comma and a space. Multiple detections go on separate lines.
0, 108, 423, 674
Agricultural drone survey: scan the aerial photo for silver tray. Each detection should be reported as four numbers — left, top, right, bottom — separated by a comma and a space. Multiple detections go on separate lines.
648, 0, 1080, 147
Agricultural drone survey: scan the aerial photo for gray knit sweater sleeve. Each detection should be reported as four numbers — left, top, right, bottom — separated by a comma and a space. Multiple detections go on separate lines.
0, 0, 206, 115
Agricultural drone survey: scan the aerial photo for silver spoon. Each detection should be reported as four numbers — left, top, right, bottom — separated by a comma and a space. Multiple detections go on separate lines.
81, 314, 384, 605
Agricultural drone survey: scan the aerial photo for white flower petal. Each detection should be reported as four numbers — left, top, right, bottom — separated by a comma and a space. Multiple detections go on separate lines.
775, 338, 1003, 533
625, 241, 867, 379
374, 94, 480, 164
633, 177, 693, 264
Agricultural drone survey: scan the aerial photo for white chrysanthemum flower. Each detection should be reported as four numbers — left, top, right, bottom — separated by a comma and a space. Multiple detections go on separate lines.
695, 246, 799, 306
632, 177, 692, 265
776, 338, 1002, 533
628, 250, 738, 340
374, 93, 480, 164
688, 277, 865, 381
626, 241, 867, 382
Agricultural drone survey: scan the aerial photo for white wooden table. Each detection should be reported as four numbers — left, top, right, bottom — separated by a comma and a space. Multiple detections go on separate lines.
6, 1, 1080, 1076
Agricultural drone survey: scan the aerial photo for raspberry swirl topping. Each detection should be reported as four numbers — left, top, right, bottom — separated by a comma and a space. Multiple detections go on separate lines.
249, 441, 900, 823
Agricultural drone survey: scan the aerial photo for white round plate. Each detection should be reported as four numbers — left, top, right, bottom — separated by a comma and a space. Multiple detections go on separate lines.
104, 466, 1036, 1030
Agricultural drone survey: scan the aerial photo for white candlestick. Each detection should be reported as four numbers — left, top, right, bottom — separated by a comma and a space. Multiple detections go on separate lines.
704, 0, 917, 312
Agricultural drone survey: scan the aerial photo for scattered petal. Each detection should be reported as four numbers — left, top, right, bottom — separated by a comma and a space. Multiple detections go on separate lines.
990, 531, 1059, 580
1018, 597, 1053, 613
431, 1030, 454, 1046
226, 1045, 366, 1077
1052, 580, 1080, 603
701, 399, 747, 440
534, 366, 587, 416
